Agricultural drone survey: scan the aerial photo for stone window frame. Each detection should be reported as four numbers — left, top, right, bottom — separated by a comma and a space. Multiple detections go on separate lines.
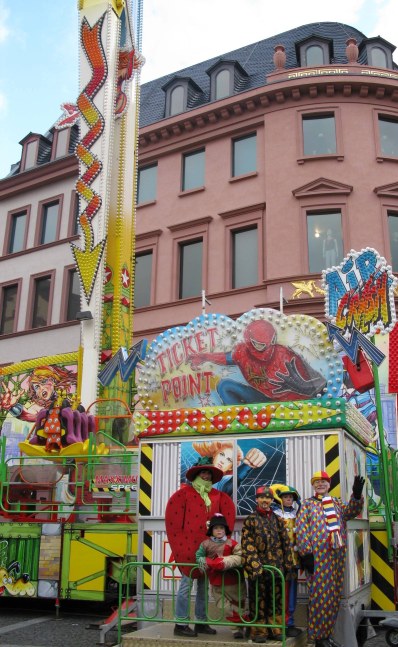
34, 194, 63, 247
298, 199, 349, 274
0, 278, 22, 336
373, 107, 398, 163
26, 269, 56, 330
296, 106, 344, 164
60, 264, 80, 323
134, 229, 162, 307
219, 203, 265, 291
3, 204, 31, 256
137, 162, 158, 205
168, 217, 212, 301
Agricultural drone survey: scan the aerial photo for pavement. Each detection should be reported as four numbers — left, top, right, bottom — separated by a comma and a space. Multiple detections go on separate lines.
0, 599, 136, 647
0, 599, 390, 647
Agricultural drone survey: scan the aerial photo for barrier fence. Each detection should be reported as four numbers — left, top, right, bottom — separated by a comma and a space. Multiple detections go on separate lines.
117, 560, 287, 645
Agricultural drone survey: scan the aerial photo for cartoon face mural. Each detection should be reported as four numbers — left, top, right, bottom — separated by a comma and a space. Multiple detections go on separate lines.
136, 308, 343, 410
181, 436, 286, 516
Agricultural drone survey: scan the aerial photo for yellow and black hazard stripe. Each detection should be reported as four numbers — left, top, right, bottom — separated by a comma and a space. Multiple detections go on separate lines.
139, 443, 153, 516
370, 529, 395, 610
325, 433, 340, 497
139, 443, 153, 589
142, 529, 153, 590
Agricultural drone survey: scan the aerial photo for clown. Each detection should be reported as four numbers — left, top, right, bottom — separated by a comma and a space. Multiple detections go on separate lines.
272, 485, 302, 637
188, 319, 327, 404
296, 471, 365, 647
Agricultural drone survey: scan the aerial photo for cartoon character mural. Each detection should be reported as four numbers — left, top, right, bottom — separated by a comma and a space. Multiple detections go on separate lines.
136, 308, 343, 410
188, 319, 327, 404
190, 440, 267, 497
0, 365, 77, 424
181, 437, 286, 516
0, 541, 36, 597
0, 363, 78, 462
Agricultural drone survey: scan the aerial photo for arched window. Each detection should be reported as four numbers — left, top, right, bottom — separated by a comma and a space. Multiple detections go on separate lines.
215, 69, 231, 100
370, 46, 388, 68
170, 85, 184, 116
306, 45, 324, 66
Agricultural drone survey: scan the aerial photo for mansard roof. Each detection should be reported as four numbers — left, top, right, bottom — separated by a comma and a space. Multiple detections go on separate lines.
140, 21, 373, 127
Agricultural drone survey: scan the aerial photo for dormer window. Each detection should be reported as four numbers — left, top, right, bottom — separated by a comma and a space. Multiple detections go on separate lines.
359, 36, 395, 69
19, 132, 52, 172
207, 60, 248, 102
306, 45, 324, 66
162, 77, 204, 118
53, 127, 70, 160
370, 47, 387, 67
215, 69, 231, 100
170, 85, 185, 116
25, 140, 38, 169
296, 36, 332, 68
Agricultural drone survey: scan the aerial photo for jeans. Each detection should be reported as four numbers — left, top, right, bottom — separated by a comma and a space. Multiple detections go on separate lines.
175, 574, 207, 623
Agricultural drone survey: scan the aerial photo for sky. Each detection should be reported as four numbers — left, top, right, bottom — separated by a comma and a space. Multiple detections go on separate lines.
0, 0, 397, 179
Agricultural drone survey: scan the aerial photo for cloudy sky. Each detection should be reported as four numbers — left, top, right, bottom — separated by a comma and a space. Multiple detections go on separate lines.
0, 0, 397, 178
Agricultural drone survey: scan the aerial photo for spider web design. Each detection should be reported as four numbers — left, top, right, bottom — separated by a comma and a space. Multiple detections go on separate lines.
179, 437, 286, 517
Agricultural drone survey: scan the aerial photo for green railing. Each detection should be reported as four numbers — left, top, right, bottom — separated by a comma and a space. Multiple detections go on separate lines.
117, 560, 287, 645
0, 433, 138, 520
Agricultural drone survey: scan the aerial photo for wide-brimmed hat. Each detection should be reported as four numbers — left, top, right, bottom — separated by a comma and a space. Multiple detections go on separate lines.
185, 457, 223, 484
311, 470, 331, 485
206, 513, 232, 536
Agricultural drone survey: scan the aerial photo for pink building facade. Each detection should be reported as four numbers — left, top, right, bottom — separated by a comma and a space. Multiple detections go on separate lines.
1, 22, 398, 366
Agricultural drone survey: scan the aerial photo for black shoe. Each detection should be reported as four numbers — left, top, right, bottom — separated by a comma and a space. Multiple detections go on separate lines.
174, 624, 198, 637
233, 629, 244, 639
315, 640, 331, 647
286, 626, 303, 637
196, 624, 217, 635
253, 636, 267, 644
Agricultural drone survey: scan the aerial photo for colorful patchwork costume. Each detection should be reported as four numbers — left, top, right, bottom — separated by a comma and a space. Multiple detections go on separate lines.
296, 472, 363, 644
241, 488, 294, 642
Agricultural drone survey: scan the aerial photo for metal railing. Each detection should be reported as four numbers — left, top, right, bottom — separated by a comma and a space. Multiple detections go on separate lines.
117, 560, 287, 645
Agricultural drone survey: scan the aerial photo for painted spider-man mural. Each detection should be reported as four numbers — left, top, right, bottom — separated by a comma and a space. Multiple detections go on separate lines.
188, 320, 327, 404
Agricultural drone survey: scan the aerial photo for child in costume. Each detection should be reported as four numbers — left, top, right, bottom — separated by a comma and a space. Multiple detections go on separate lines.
241, 485, 294, 643
296, 470, 364, 647
196, 513, 246, 639
272, 485, 302, 638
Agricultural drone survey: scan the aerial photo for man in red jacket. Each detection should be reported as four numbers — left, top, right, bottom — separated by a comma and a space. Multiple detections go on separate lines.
165, 457, 236, 637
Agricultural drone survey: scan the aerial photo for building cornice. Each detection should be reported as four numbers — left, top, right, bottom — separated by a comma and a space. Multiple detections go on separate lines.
0, 155, 78, 200
139, 65, 398, 152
